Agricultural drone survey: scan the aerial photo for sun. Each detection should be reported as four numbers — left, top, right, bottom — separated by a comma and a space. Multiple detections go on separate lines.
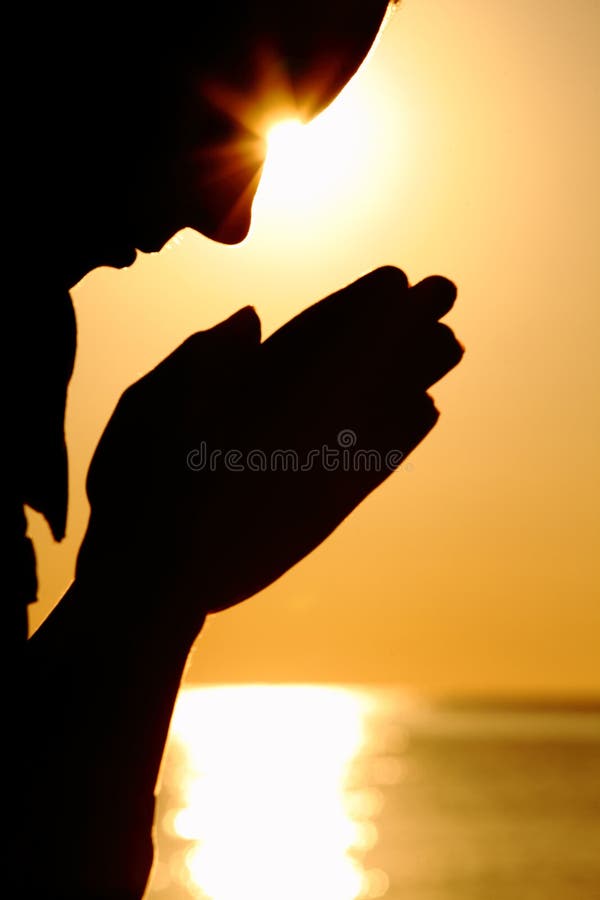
253, 81, 380, 222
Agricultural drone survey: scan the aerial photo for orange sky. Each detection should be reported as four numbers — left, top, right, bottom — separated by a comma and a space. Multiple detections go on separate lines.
28, 0, 600, 695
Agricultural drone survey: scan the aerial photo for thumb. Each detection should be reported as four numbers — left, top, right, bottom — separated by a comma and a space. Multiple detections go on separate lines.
187, 305, 261, 359
155, 306, 262, 382
209, 305, 262, 347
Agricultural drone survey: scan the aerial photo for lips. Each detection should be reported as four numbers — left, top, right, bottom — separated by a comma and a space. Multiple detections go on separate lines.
111, 245, 138, 267
134, 236, 169, 254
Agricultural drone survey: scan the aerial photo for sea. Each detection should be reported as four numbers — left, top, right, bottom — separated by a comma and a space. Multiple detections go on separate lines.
145, 685, 600, 900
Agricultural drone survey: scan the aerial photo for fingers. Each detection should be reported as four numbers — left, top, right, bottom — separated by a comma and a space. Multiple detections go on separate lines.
409, 275, 457, 321
129, 306, 262, 407
353, 265, 410, 295
355, 272, 463, 392
395, 391, 440, 451
262, 266, 410, 363
415, 323, 464, 389
202, 305, 262, 350
163, 305, 261, 371
397, 275, 464, 390
353, 391, 440, 471
275, 391, 440, 559
86, 306, 264, 506
258, 267, 464, 433
319, 265, 410, 319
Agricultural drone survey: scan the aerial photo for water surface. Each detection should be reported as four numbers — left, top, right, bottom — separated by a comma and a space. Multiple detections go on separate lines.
146, 686, 600, 899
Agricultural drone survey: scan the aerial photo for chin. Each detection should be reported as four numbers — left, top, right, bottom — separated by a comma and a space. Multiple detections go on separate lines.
66, 245, 138, 288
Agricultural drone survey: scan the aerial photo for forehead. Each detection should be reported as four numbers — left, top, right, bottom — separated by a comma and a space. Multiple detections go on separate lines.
175, 1, 391, 123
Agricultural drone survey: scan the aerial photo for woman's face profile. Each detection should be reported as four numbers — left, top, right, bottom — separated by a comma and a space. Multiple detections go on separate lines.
128, 79, 271, 251
121, 3, 392, 254
125, 65, 352, 252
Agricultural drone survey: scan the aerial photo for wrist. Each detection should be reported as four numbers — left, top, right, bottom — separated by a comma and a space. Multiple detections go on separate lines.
71, 565, 207, 660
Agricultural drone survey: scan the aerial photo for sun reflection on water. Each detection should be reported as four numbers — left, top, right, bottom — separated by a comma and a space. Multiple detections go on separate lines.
148, 685, 391, 900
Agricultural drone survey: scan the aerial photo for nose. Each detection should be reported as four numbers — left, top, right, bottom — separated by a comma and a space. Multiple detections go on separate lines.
182, 129, 267, 245
206, 163, 265, 245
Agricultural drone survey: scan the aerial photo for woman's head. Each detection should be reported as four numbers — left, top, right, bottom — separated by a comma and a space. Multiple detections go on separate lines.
31, 1, 396, 281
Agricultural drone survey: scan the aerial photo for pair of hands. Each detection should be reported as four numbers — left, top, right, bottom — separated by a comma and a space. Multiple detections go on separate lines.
75, 267, 463, 634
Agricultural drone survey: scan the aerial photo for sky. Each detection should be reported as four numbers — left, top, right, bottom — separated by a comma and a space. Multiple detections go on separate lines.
28, 0, 599, 695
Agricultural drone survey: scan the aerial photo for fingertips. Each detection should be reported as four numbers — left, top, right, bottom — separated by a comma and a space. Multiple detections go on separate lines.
262, 266, 410, 364
410, 275, 457, 321
362, 265, 410, 294
403, 391, 440, 434
337, 265, 410, 314
383, 392, 440, 467
207, 305, 262, 348
176, 306, 262, 363
418, 323, 465, 389
332, 265, 411, 323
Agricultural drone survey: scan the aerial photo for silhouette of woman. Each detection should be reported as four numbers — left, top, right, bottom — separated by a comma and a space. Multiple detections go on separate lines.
10, 3, 463, 897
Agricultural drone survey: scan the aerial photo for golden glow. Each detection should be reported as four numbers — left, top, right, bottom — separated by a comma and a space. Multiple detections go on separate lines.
254, 81, 378, 222
155, 685, 390, 900
29, 0, 600, 694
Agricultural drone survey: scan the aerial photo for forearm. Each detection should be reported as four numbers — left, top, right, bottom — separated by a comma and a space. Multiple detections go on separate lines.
18, 579, 203, 899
